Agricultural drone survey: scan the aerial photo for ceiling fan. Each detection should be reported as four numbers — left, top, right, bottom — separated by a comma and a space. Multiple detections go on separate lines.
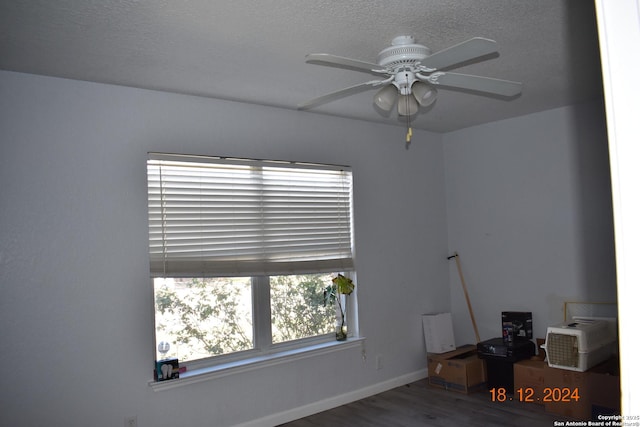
298, 35, 523, 117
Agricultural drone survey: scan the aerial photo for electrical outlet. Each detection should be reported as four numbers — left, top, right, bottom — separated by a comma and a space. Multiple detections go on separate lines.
125, 416, 137, 427
376, 354, 383, 370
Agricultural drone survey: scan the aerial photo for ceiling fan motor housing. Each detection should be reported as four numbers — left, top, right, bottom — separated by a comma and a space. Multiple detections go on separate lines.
376, 36, 431, 69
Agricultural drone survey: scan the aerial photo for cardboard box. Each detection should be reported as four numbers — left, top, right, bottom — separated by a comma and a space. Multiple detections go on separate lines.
540, 356, 621, 420
428, 345, 487, 393
514, 359, 546, 405
588, 358, 620, 418
543, 365, 591, 420
422, 313, 456, 354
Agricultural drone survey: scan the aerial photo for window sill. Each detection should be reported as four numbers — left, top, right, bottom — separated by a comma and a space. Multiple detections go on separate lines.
149, 337, 365, 392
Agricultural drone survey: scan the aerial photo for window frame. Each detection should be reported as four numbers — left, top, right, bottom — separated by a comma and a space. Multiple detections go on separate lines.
153, 272, 356, 372
147, 153, 358, 379
168, 272, 359, 372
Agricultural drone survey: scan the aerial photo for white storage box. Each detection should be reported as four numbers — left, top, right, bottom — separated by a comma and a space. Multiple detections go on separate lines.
422, 313, 456, 354
543, 319, 617, 372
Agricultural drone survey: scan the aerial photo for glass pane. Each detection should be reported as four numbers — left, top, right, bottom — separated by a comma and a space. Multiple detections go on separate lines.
154, 277, 253, 362
270, 274, 336, 343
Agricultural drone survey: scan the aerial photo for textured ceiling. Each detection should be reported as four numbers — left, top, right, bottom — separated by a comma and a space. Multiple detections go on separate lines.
0, 0, 603, 133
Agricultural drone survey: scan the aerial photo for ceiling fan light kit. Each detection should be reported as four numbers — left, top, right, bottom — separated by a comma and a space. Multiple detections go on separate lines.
397, 94, 419, 116
412, 82, 437, 107
373, 85, 397, 112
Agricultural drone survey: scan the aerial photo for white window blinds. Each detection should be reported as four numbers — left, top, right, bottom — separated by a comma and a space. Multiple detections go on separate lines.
147, 153, 354, 277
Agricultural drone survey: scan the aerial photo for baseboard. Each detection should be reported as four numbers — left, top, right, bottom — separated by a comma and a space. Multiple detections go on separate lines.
233, 368, 428, 427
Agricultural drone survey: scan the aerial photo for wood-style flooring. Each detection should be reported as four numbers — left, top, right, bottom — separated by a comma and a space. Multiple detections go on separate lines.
278, 380, 562, 427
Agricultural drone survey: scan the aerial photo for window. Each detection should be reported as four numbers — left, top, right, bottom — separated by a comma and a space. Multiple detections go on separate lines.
147, 153, 355, 367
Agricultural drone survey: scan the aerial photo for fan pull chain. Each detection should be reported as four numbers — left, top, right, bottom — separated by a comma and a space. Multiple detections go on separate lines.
405, 72, 412, 148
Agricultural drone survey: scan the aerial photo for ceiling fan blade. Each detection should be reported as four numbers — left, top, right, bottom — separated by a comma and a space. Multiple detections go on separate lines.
419, 72, 522, 97
305, 53, 385, 75
298, 80, 389, 110
420, 37, 499, 70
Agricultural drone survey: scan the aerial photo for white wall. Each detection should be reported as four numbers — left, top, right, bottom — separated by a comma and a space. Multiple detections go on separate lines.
0, 70, 449, 427
443, 102, 617, 345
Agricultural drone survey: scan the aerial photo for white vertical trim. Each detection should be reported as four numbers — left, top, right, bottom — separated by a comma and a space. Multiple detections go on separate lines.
594, 0, 640, 416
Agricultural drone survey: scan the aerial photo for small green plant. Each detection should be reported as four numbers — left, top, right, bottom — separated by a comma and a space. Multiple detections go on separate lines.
324, 274, 355, 340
